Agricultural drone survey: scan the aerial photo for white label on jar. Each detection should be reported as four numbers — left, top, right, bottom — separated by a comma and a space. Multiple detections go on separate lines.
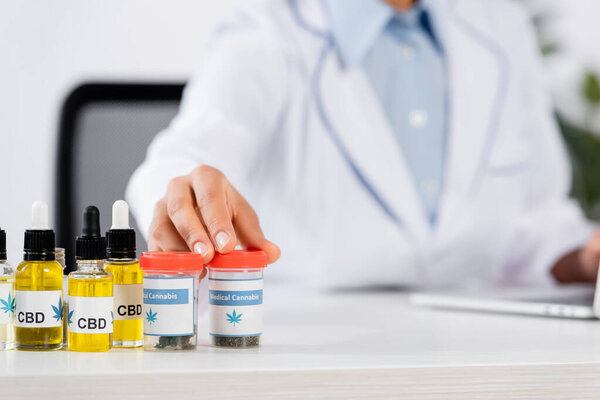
15, 290, 63, 328
208, 278, 263, 337
143, 277, 195, 336
69, 296, 113, 334
113, 284, 143, 321
0, 283, 14, 325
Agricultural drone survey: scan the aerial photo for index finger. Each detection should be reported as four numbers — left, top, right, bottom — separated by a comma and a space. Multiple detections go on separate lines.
165, 176, 214, 259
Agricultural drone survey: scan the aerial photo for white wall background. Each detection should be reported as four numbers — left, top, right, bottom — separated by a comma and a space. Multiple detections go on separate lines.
1, 0, 600, 267
0, 0, 235, 266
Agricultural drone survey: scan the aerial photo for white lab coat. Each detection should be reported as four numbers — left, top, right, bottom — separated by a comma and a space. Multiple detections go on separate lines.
127, 0, 594, 289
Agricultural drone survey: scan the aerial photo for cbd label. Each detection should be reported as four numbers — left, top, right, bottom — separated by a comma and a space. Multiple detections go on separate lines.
208, 278, 263, 337
113, 284, 143, 321
15, 290, 63, 328
143, 277, 195, 336
69, 296, 113, 334
0, 283, 15, 325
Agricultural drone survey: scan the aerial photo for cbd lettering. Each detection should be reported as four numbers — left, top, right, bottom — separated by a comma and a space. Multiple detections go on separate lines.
18, 311, 45, 324
78, 317, 107, 330
117, 304, 142, 317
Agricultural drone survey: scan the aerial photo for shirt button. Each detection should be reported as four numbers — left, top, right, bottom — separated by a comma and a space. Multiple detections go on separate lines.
409, 109, 428, 128
420, 179, 439, 196
400, 43, 415, 59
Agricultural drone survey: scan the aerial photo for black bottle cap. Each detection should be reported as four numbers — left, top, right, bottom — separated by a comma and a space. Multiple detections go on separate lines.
106, 200, 136, 259
24, 201, 56, 261
76, 206, 106, 260
106, 229, 136, 259
24, 230, 55, 261
0, 228, 6, 261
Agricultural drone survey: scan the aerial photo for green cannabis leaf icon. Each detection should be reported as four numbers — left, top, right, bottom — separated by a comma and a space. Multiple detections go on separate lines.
0, 292, 15, 315
67, 305, 74, 326
51, 297, 63, 322
146, 308, 157, 324
226, 309, 243, 326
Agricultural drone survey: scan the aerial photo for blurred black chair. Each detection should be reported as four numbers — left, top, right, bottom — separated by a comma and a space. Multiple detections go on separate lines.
56, 82, 184, 273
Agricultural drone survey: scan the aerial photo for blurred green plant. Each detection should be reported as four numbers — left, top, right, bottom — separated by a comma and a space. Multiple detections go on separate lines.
523, 0, 600, 221
558, 113, 600, 220
559, 71, 600, 221
582, 71, 600, 130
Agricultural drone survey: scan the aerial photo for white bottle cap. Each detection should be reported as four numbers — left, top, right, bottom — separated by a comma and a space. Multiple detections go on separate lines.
111, 200, 130, 229
31, 201, 50, 229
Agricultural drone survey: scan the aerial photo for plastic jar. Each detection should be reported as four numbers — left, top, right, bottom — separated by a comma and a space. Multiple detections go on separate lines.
139, 252, 203, 351
207, 250, 268, 347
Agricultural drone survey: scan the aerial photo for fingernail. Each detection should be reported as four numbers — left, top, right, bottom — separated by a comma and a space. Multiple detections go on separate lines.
193, 242, 209, 257
215, 231, 230, 250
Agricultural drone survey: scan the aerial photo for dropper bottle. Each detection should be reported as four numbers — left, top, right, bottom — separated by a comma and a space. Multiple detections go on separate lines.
0, 227, 15, 350
68, 206, 113, 352
15, 201, 63, 350
105, 200, 143, 348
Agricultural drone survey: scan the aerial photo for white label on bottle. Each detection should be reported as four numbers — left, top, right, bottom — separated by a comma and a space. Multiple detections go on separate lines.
143, 277, 195, 336
208, 278, 263, 337
68, 296, 113, 334
15, 290, 63, 328
113, 284, 143, 321
0, 283, 14, 325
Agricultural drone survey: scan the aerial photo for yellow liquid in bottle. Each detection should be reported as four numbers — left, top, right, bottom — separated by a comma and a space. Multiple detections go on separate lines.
0, 275, 15, 350
105, 259, 143, 347
68, 272, 113, 352
15, 260, 63, 351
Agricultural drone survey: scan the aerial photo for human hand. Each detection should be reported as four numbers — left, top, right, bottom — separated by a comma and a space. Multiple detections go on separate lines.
578, 229, 600, 282
147, 165, 280, 264
552, 229, 600, 283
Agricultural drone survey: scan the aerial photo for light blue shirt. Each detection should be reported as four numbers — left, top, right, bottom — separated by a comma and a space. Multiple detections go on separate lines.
322, 0, 447, 224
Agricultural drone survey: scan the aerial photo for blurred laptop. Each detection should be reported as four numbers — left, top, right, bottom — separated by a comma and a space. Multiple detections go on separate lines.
409, 279, 600, 319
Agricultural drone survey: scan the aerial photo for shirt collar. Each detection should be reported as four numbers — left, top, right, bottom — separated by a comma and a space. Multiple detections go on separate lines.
322, 0, 436, 67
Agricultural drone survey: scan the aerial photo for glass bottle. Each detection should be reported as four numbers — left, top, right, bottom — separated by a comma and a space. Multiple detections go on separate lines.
68, 206, 113, 352
0, 228, 15, 350
55, 248, 69, 348
15, 201, 63, 351
105, 200, 143, 348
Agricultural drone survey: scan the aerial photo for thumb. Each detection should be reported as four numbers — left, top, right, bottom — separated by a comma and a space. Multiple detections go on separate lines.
231, 191, 281, 263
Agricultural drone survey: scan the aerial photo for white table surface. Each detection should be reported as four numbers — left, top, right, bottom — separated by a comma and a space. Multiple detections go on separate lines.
2, 288, 600, 399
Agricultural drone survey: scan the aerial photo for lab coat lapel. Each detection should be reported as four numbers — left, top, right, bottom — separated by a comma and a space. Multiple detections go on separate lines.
436, 4, 507, 228
318, 50, 429, 239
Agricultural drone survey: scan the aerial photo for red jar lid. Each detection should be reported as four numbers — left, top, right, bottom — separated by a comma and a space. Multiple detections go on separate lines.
206, 250, 268, 269
140, 251, 204, 272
